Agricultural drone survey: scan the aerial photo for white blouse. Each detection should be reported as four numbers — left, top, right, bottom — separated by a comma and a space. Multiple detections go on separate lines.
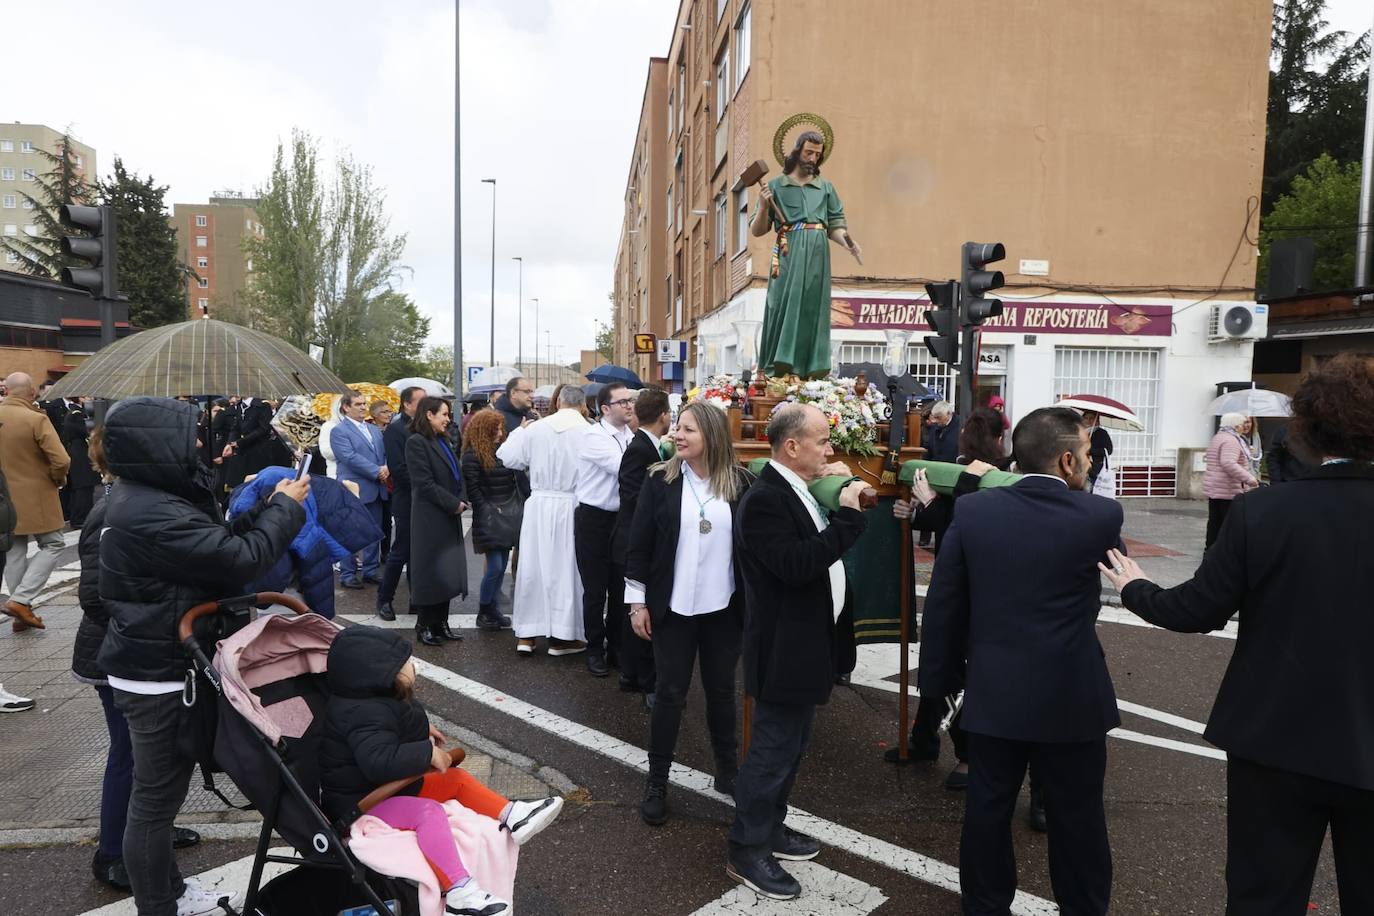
624, 463, 735, 617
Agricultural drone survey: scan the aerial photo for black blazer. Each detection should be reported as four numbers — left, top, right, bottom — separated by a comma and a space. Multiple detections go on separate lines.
383, 413, 416, 499
624, 463, 753, 627
735, 463, 866, 706
611, 430, 663, 566
233, 400, 276, 476
1122, 462, 1374, 790
920, 476, 1124, 743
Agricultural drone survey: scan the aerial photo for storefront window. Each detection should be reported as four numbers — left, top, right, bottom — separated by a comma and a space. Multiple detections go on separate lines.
1053, 346, 1161, 464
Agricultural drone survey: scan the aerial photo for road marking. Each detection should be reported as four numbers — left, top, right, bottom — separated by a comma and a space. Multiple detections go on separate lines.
78, 847, 297, 915
1096, 605, 1237, 640
690, 861, 887, 915
411, 658, 1058, 915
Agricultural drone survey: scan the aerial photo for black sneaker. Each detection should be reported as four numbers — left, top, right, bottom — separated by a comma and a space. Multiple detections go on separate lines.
726, 854, 801, 900
945, 766, 970, 791
882, 740, 940, 764
172, 826, 201, 849
640, 780, 668, 826
377, 601, 396, 622
772, 826, 821, 861
587, 653, 609, 677
475, 605, 504, 630
91, 853, 131, 890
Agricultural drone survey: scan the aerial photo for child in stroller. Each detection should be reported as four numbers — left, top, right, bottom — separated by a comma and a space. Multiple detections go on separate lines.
320, 626, 564, 915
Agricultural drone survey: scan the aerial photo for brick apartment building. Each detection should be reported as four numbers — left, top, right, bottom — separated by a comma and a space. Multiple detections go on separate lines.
170, 194, 262, 323
611, 0, 1274, 495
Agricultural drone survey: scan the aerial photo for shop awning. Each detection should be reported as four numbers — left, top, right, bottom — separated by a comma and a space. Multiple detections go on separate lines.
1269, 316, 1374, 340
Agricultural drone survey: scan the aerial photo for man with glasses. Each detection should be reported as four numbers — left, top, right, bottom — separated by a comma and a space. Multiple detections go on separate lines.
574, 383, 636, 676
494, 376, 539, 434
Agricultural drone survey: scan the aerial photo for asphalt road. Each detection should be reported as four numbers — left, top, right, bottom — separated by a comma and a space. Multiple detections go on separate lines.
1, 521, 1344, 916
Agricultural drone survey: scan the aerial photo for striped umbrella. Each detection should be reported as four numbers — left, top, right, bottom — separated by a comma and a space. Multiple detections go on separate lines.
46, 318, 349, 400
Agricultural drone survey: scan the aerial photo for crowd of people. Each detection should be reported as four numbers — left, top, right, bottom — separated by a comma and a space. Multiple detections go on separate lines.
0, 351, 1370, 914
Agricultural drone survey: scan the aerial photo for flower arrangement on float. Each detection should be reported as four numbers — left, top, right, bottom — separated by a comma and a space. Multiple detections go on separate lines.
686, 374, 747, 410
746, 375, 887, 456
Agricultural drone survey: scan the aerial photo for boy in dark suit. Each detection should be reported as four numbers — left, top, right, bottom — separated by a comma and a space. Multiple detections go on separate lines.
920, 407, 1124, 915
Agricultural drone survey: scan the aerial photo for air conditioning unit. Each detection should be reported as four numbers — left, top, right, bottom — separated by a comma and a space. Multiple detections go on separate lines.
1207, 303, 1268, 342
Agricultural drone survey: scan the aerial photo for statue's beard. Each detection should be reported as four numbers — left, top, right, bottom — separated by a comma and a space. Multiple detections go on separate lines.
798, 161, 818, 176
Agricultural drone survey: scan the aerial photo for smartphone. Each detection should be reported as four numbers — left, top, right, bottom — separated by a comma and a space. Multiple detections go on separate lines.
294, 450, 311, 480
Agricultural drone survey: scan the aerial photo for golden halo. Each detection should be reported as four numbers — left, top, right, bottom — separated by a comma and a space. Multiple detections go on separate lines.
773, 113, 835, 169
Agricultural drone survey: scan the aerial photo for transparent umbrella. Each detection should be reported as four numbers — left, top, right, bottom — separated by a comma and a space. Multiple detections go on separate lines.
1208, 388, 1292, 418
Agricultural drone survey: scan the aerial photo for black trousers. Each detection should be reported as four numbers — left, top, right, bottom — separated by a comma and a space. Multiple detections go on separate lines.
912, 693, 968, 761
1205, 498, 1233, 548
378, 498, 411, 608
1226, 755, 1374, 915
728, 699, 815, 859
647, 609, 739, 782
962, 732, 1110, 916
620, 609, 656, 692
574, 505, 623, 658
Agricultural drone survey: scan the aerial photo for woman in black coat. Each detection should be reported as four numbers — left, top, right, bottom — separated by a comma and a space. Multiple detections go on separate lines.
405, 397, 469, 646
624, 401, 753, 826
62, 400, 98, 526
1101, 354, 1374, 913
461, 409, 528, 632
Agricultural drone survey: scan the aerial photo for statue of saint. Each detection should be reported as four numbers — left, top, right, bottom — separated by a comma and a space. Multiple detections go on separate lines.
752, 130, 861, 380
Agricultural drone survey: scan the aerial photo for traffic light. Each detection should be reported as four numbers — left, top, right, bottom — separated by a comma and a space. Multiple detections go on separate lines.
960, 241, 1005, 326
923, 280, 960, 365
58, 204, 118, 299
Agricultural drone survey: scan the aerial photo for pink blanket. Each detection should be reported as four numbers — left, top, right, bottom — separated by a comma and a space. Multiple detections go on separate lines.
349, 802, 519, 915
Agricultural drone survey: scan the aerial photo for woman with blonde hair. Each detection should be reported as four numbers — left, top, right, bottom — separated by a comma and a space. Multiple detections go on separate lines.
624, 400, 753, 826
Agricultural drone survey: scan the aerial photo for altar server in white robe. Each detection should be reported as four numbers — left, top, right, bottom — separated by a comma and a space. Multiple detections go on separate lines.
497, 385, 591, 654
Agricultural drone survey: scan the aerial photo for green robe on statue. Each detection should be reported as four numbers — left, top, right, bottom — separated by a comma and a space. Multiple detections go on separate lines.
757, 174, 846, 380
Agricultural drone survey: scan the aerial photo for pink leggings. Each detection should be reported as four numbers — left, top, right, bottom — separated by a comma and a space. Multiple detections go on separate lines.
367, 796, 468, 890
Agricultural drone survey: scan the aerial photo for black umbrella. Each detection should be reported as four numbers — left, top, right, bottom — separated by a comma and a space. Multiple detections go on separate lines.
836, 362, 931, 403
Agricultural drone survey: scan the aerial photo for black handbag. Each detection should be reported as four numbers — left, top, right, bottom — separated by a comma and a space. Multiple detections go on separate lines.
479, 490, 524, 549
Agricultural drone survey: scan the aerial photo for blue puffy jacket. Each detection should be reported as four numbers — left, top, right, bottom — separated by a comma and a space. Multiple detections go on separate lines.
229, 468, 383, 618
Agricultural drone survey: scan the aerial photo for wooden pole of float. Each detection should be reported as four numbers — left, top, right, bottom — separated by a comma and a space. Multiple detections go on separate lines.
897, 484, 913, 762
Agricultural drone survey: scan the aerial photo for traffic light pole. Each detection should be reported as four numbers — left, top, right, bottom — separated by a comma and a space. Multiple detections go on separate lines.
98, 208, 119, 349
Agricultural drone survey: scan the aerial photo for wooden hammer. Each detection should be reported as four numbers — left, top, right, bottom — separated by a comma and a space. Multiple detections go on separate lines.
733, 158, 786, 225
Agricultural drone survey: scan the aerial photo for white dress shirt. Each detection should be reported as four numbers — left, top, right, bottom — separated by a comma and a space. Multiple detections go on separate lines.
624, 462, 735, 616
574, 419, 634, 510
769, 459, 846, 622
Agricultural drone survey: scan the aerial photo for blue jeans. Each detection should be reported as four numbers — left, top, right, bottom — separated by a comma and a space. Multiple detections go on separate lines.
95, 685, 134, 860
479, 549, 510, 607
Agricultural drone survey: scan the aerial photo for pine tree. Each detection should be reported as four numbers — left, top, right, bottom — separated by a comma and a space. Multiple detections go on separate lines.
98, 159, 190, 328
0, 133, 94, 277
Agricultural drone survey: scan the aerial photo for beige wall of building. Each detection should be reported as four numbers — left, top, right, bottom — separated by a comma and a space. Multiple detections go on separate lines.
613, 58, 670, 384
171, 195, 261, 322
0, 124, 97, 267
614, 0, 1271, 383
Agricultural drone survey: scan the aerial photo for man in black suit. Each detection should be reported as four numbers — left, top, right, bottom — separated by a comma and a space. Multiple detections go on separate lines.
727, 403, 867, 901
920, 406, 1122, 915
376, 385, 424, 621
612, 387, 670, 704
222, 396, 275, 486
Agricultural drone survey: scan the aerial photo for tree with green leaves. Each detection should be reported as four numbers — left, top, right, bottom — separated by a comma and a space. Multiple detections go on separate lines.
98, 159, 190, 328
1264, 0, 1369, 211
594, 309, 616, 363
0, 133, 94, 277
330, 290, 433, 381
1259, 154, 1362, 292
420, 345, 455, 387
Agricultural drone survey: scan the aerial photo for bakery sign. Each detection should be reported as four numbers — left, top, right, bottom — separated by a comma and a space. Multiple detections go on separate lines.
830, 298, 1173, 337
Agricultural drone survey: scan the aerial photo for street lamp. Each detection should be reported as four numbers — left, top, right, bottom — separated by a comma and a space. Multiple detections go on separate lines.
481, 178, 496, 366
512, 256, 523, 372
531, 297, 540, 387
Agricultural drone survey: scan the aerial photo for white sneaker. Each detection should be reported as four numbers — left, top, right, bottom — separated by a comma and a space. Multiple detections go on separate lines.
0, 685, 34, 712
445, 878, 509, 915
503, 796, 564, 846
176, 878, 241, 916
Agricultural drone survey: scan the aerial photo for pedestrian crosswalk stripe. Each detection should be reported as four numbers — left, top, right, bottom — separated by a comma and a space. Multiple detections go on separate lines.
690, 861, 887, 915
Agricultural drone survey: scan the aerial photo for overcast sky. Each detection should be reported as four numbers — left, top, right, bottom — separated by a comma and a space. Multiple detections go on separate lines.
9, 1, 1371, 370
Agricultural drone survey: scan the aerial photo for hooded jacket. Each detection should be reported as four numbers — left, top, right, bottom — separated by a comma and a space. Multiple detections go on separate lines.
95, 397, 305, 682
319, 627, 433, 823
491, 394, 537, 435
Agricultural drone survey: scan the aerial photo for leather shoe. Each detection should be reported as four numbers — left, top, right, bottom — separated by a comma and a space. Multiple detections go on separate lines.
362, 574, 383, 585
618, 675, 640, 693
1028, 785, 1047, 833
475, 604, 504, 630
772, 826, 820, 862
726, 854, 800, 901
834, 671, 851, 686
3, 601, 44, 630
376, 602, 396, 622
437, 623, 463, 642
172, 826, 201, 849
586, 653, 609, 677
945, 765, 969, 790
714, 768, 737, 797
91, 854, 131, 890
415, 626, 442, 647
340, 576, 364, 590
640, 780, 668, 825
882, 741, 940, 764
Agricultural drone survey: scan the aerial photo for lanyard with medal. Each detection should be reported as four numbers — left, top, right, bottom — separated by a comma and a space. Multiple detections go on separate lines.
684, 470, 716, 534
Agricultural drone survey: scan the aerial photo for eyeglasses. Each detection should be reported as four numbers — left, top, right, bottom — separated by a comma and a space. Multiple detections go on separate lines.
513, 388, 534, 395
609, 398, 636, 408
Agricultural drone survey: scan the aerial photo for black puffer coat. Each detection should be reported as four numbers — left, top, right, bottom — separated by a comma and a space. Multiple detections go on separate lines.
70, 496, 109, 684
96, 397, 305, 682
461, 447, 529, 553
319, 627, 433, 822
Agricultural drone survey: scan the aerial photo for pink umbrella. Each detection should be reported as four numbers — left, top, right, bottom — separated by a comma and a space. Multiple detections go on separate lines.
1056, 394, 1145, 432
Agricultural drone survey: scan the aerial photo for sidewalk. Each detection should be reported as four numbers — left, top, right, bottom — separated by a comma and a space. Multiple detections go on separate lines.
0, 560, 566, 847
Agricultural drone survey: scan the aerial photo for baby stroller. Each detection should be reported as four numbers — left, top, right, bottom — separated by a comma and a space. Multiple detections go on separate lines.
179, 593, 465, 916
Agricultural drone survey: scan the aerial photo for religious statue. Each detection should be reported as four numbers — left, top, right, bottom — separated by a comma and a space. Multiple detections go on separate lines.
752, 125, 861, 380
